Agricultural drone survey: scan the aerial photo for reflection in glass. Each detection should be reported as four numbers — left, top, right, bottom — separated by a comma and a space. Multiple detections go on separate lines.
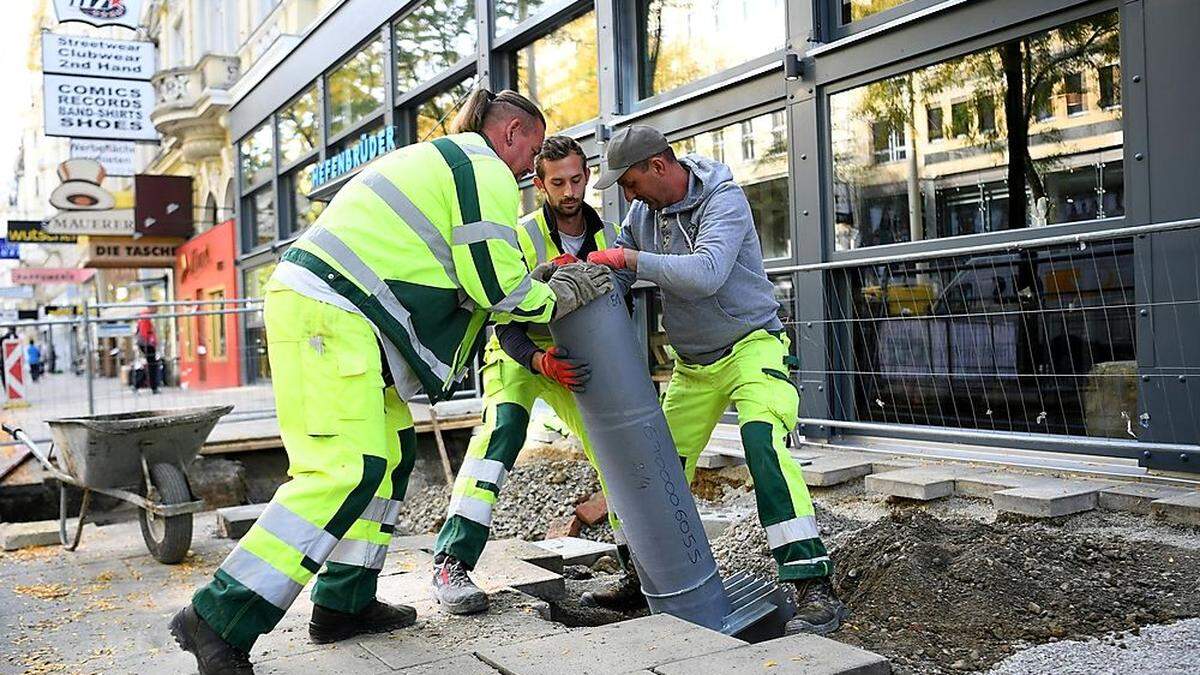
394, 0, 475, 92
520, 165, 602, 216
415, 79, 473, 142
671, 112, 791, 260
291, 162, 325, 233
770, 273, 799, 362
327, 38, 386, 137
637, 0, 784, 99
837, 237, 1136, 437
248, 188, 275, 249
278, 87, 320, 166
240, 123, 273, 188
515, 12, 598, 132
494, 0, 554, 35
841, 0, 912, 24
243, 262, 277, 382
830, 11, 1122, 251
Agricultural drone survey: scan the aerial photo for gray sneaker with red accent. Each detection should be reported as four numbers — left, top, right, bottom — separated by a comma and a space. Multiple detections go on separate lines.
431, 555, 489, 615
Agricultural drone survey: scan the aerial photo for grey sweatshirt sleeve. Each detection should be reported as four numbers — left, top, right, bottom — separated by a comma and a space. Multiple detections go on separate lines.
635, 183, 751, 300
609, 209, 639, 297
495, 323, 541, 373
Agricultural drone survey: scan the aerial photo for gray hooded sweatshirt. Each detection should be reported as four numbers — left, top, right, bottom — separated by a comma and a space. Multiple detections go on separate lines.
613, 154, 782, 364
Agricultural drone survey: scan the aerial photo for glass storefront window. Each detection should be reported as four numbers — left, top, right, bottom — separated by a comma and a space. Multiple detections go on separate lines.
840, 236, 1136, 438
637, 0, 785, 100
278, 87, 320, 166
327, 38, 386, 137
244, 188, 276, 249
671, 112, 792, 260
519, 164, 602, 216
243, 262, 277, 382
830, 10, 1122, 251
290, 161, 325, 233
240, 123, 273, 188
414, 78, 473, 142
494, 0, 554, 35
840, 0, 912, 24
394, 0, 476, 92
515, 11, 598, 132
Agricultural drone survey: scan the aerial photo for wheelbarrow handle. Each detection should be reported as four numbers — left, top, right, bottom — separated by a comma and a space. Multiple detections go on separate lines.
1, 424, 57, 473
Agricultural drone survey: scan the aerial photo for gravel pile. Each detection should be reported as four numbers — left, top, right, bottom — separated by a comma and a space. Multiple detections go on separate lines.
987, 618, 1200, 674
394, 459, 606, 541
831, 511, 1200, 674
711, 503, 865, 580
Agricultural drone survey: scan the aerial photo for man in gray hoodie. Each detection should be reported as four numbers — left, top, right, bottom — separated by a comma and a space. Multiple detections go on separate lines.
585, 125, 846, 635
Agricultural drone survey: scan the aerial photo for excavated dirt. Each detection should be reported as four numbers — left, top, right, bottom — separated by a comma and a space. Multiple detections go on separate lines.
828, 511, 1200, 674
395, 452, 1200, 673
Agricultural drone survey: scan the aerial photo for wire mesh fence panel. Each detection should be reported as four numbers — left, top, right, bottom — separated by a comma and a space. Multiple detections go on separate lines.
799, 231, 1162, 441
1, 300, 272, 444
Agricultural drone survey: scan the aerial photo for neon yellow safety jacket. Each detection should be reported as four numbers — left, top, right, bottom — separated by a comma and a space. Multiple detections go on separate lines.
272, 132, 557, 402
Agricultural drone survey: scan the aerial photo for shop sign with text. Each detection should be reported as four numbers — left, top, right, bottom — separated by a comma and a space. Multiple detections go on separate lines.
312, 127, 397, 188
4, 221, 78, 245
44, 209, 136, 236
11, 268, 96, 285
53, 0, 144, 30
70, 139, 137, 176
43, 73, 155, 141
80, 236, 180, 268
42, 33, 155, 80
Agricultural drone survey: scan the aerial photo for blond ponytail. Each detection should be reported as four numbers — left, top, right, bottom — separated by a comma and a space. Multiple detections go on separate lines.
450, 88, 546, 135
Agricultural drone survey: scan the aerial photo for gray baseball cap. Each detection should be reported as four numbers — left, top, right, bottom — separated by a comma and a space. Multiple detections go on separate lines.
594, 125, 670, 190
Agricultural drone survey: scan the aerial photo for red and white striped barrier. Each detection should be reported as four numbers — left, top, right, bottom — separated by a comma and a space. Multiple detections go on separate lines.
3, 341, 24, 402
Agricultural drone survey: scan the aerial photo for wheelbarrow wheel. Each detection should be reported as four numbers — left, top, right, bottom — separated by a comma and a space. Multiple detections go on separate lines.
139, 463, 193, 564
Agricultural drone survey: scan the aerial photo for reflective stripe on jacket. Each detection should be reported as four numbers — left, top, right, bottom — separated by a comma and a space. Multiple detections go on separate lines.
276, 132, 556, 402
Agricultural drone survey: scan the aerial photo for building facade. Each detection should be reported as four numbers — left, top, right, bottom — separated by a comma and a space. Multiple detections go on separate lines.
225, 0, 1200, 472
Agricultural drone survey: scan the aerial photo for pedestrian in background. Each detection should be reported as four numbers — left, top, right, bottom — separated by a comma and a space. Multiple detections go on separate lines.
135, 308, 160, 394
25, 338, 42, 382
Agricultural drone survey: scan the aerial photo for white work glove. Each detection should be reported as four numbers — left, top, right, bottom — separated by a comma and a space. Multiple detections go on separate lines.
545, 262, 614, 319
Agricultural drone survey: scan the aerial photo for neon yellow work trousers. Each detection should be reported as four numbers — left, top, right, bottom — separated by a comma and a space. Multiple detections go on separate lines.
435, 336, 619, 568
664, 329, 831, 581
193, 287, 416, 651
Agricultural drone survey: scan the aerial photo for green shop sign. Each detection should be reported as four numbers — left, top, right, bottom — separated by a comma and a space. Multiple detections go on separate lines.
313, 127, 397, 188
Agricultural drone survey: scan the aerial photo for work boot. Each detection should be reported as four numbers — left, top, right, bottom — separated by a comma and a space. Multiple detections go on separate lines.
579, 568, 647, 610
431, 554, 489, 615
784, 576, 849, 635
308, 598, 417, 644
169, 604, 255, 675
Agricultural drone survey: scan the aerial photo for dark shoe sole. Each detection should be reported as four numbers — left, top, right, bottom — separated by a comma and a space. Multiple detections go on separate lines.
784, 604, 850, 636
432, 589, 490, 616
308, 612, 417, 645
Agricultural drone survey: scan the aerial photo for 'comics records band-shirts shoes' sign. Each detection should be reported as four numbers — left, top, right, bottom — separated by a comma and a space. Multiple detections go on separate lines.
43, 74, 156, 141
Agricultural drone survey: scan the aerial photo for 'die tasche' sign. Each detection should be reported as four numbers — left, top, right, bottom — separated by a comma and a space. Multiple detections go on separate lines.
53, 0, 145, 30
80, 236, 178, 269
43, 74, 156, 141
312, 127, 397, 189
42, 34, 155, 80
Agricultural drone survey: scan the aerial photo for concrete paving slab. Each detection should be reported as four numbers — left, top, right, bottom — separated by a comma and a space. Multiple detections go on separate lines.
485, 537, 564, 574
653, 632, 891, 675
472, 542, 564, 601
801, 456, 875, 487
390, 533, 437, 552
215, 503, 267, 539
992, 480, 1113, 518
1152, 490, 1200, 526
532, 536, 617, 567
700, 510, 737, 539
696, 451, 741, 469
477, 613, 744, 675
360, 589, 567, 670
1098, 483, 1192, 515
864, 467, 967, 501
954, 471, 1051, 498
2, 519, 73, 550
396, 654, 501, 674
255, 643, 390, 674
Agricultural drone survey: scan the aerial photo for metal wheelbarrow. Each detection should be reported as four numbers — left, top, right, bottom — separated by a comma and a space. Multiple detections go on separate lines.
1, 405, 233, 564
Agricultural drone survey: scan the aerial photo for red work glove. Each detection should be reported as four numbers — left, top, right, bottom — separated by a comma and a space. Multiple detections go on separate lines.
533, 346, 591, 393
587, 248, 627, 270
550, 253, 580, 266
